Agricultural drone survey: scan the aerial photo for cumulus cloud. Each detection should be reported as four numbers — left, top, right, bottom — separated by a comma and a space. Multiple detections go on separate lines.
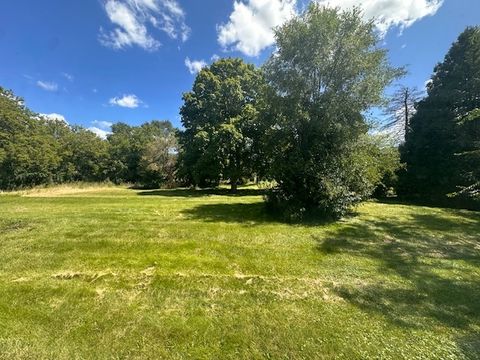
88, 127, 111, 139
217, 0, 443, 56
92, 120, 114, 129
185, 57, 207, 74
217, 0, 296, 57
88, 120, 114, 139
317, 0, 443, 36
99, 0, 190, 51
37, 80, 58, 92
39, 113, 68, 124
109, 94, 143, 108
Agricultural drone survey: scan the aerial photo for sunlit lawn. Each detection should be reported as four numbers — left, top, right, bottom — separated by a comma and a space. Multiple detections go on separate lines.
0, 185, 479, 359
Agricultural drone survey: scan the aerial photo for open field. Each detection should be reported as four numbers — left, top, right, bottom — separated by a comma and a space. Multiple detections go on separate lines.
0, 185, 479, 359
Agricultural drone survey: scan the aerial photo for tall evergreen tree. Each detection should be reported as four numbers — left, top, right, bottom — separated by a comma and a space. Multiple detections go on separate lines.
400, 27, 480, 207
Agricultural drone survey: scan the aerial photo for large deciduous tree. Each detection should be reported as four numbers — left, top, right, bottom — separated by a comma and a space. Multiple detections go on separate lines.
178, 58, 266, 192
262, 4, 401, 219
399, 27, 480, 207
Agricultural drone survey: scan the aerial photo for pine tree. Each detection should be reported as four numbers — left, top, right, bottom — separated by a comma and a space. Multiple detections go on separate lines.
400, 27, 480, 207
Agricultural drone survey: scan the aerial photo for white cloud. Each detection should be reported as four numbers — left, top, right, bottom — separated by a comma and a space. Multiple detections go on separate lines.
185, 57, 207, 74
109, 94, 143, 108
211, 54, 220, 62
217, 0, 443, 57
62, 72, 74, 81
99, 0, 190, 51
424, 79, 433, 90
88, 127, 111, 139
88, 120, 114, 139
37, 80, 58, 92
316, 0, 443, 36
92, 120, 114, 129
39, 113, 68, 124
217, 0, 296, 57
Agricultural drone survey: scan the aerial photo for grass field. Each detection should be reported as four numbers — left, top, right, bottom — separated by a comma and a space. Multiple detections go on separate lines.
0, 185, 479, 359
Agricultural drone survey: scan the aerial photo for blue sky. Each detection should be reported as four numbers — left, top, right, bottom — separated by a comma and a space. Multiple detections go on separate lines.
0, 0, 479, 137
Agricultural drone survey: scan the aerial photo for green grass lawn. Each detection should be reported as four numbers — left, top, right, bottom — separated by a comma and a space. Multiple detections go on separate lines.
0, 185, 479, 359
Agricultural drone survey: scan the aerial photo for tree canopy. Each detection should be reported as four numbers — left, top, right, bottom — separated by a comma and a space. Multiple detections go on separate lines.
0, 87, 177, 190
262, 4, 401, 219
0, 88, 61, 189
107, 120, 176, 186
178, 58, 266, 191
400, 26, 480, 208
2, 16, 479, 217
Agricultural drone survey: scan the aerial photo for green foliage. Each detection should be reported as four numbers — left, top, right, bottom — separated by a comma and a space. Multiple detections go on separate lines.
107, 120, 177, 187
139, 132, 178, 188
454, 107, 480, 200
400, 27, 480, 208
0, 88, 60, 189
178, 58, 267, 191
262, 4, 401, 219
0, 87, 179, 190
365, 135, 402, 198
56, 125, 110, 182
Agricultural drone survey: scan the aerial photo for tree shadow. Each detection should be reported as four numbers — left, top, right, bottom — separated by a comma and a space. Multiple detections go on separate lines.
181, 202, 276, 224
316, 210, 480, 333
137, 188, 266, 198
456, 333, 480, 359
378, 196, 480, 212
180, 201, 338, 226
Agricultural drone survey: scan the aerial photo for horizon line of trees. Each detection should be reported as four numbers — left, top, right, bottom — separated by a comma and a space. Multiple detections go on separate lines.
0, 90, 178, 190
1, 4, 479, 219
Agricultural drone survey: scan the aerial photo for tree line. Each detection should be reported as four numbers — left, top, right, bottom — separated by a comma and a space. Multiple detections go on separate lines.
1, 4, 479, 219
0, 91, 178, 190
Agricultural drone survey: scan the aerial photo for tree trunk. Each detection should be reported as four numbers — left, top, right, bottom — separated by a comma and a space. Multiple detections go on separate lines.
404, 89, 409, 135
230, 178, 238, 193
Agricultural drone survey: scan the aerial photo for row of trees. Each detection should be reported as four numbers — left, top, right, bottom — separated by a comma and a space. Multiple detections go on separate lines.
178, 5, 402, 219
0, 88, 177, 190
2, 4, 478, 218
178, 6, 480, 217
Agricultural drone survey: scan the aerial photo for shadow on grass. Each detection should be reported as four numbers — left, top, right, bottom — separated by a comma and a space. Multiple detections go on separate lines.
137, 188, 266, 198
181, 202, 275, 224
456, 334, 480, 359
180, 201, 338, 226
377, 196, 480, 212
316, 209, 480, 333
